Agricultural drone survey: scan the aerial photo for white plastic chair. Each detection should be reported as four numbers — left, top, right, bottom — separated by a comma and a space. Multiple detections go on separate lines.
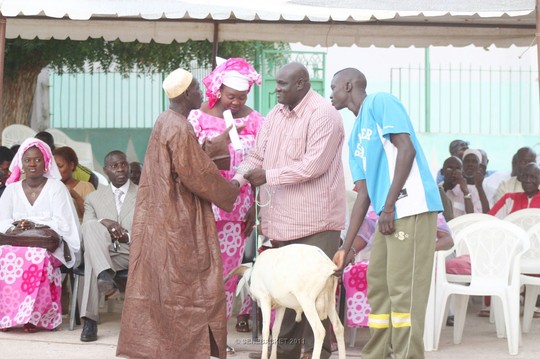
1, 124, 36, 148
447, 213, 496, 236
446, 213, 497, 283
423, 251, 440, 351
433, 220, 529, 355
520, 222, 540, 333
504, 208, 540, 231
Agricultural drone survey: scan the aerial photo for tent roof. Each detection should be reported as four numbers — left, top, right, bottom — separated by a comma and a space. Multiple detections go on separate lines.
0, 0, 536, 47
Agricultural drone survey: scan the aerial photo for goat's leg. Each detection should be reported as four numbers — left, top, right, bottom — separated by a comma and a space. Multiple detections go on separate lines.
327, 304, 346, 359
269, 307, 285, 359
300, 300, 325, 359
260, 299, 273, 359
327, 279, 346, 359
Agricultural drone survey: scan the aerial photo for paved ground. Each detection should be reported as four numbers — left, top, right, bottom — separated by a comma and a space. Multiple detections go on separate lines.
1, 296, 540, 358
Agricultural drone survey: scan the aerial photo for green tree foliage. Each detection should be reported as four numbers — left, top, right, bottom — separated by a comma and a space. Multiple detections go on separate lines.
5, 37, 288, 76
1, 37, 288, 127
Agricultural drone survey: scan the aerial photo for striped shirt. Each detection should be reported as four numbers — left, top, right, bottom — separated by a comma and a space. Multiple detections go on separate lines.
237, 89, 346, 241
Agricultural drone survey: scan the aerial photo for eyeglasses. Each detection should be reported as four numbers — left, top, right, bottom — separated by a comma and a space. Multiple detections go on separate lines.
107, 162, 129, 170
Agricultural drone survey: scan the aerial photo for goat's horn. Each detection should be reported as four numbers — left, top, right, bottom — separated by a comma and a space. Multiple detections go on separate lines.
224, 265, 248, 283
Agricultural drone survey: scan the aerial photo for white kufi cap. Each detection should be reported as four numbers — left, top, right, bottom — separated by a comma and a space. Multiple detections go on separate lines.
162, 68, 193, 99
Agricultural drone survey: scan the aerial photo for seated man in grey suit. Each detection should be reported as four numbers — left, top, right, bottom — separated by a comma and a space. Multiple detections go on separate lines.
79, 150, 136, 342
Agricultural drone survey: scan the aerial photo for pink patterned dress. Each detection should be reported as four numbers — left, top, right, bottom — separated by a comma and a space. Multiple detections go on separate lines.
0, 246, 63, 330
188, 109, 264, 319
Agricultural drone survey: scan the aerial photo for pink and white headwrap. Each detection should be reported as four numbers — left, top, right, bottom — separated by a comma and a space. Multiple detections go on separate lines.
203, 57, 262, 109
7, 137, 61, 184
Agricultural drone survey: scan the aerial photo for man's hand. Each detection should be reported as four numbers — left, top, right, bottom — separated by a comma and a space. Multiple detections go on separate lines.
244, 205, 256, 237
378, 210, 396, 235
244, 168, 267, 187
474, 169, 485, 188
100, 219, 129, 242
457, 171, 468, 193
333, 248, 350, 276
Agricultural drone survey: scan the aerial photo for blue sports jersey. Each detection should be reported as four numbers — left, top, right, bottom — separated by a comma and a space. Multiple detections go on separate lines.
349, 92, 443, 219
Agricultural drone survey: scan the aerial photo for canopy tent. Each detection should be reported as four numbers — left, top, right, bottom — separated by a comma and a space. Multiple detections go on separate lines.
0, 0, 538, 110
0, 0, 536, 47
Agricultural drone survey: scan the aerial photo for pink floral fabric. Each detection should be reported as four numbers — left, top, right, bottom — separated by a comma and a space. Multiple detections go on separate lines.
189, 109, 264, 320
0, 245, 63, 330
217, 221, 253, 320
343, 260, 370, 327
202, 58, 262, 109
188, 109, 264, 222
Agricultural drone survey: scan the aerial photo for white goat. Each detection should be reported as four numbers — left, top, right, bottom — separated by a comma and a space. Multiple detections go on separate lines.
226, 243, 346, 359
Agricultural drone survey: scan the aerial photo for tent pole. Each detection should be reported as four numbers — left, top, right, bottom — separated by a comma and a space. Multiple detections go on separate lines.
212, 22, 219, 69
0, 16, 5, 125
537, 0, 539, 104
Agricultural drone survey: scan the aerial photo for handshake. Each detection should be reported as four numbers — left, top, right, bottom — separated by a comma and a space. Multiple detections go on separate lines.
231, 168, 267, 188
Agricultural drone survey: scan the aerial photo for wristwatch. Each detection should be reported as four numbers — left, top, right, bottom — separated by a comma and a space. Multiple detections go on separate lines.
464, 193, 472, 199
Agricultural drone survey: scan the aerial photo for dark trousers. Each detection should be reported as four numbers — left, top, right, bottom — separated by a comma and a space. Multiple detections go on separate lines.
274, 230, 340, 359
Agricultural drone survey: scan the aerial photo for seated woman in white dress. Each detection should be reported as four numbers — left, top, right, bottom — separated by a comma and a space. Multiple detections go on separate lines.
0, 138, 80, 332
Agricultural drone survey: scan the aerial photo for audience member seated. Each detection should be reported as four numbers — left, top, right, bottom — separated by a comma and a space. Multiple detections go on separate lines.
35, 131, 99, 189
436, 139, 469, 183
0, 146, 14, 197
488, 162, 540, 218
440, 155, 482, 217
342, 212, 453, 328
79, 150, 136, 342
494, 147, 537, 203
129, 162, 142, 185
462, 149, 489, 213
446, 162, 540, 317
0, 138, 80, 332
482, 150, 511, 207
54, 146, 96, 222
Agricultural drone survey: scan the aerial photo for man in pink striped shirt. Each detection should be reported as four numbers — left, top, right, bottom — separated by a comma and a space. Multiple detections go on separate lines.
233, 62, 346, 359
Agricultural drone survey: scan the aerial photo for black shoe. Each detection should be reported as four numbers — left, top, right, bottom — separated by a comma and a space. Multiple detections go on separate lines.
97, 270, 118, 298
80, 318, 97, 342
446, 315, 454, 327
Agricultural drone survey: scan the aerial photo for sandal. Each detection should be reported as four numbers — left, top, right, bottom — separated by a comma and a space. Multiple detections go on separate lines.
227, 345, 235, 355
23, 323, 37, 333
300, 353, 312, 359
236, 314, 251, 333
0, 328, 8, 332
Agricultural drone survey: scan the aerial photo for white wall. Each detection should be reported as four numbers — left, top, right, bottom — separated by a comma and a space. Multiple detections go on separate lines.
290, 44, 539, 185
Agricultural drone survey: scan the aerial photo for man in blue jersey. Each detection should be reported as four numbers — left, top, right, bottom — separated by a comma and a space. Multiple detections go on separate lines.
330, 68, 443, 359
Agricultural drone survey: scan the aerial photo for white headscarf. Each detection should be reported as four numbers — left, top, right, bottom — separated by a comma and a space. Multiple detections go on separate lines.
7, 138, 61, 184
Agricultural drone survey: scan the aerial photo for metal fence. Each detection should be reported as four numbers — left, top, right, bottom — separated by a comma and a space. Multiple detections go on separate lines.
390, 66, 539, 135
50, 66, 213, 129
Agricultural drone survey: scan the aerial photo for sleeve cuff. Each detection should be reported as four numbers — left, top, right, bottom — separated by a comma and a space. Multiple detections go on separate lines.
265, 169, 279, 186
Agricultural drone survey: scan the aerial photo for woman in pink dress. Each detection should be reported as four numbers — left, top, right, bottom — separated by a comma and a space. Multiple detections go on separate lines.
188, 57, 263, 344
0, 138, 80, 333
